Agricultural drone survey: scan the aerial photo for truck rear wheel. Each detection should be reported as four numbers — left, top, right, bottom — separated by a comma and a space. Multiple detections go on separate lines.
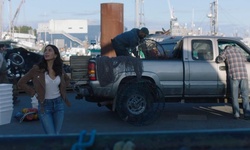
116, 79, 165, 126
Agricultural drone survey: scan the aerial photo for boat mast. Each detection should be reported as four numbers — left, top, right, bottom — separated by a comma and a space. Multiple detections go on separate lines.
207, 0, 218, 35
8, 0, 12, 38
167, 0, 177, 35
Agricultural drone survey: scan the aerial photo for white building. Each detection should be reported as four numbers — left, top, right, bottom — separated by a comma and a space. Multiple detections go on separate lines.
37, 19, 89, 49
37, 19, 88, 33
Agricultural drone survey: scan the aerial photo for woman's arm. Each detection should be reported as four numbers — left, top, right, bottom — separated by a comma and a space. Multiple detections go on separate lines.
17, 67, 36, 96
63, 72, 70, 87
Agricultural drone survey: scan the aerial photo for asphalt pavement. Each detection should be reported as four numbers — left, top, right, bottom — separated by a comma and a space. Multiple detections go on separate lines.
1, 92, 250, 149
1, 91, 250, 136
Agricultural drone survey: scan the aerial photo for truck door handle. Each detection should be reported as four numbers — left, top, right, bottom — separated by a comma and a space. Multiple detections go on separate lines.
219, 66, 226, 70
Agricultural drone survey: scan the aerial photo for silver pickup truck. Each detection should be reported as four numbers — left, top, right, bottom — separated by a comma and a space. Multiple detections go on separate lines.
73, 35, 250, 125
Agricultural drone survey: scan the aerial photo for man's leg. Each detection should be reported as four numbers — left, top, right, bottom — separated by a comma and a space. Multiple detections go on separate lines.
230, 78, 240, 118
240, 79, 250, 117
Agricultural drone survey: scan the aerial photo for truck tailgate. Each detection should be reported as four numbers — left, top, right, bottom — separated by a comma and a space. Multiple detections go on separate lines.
70, 56, 91, 84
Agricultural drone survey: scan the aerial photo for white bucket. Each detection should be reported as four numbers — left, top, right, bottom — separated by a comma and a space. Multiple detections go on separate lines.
0, 84, 13, 92
31, 96, 39, 109
0, 83, 13, 88
0, 93, 13, 98
31, 102, 38, 109
0, 101, 13, 108
0, 84, 13, 101
0, 104, 13, 111
0, 108, 13, 125
0, 96, 13, 103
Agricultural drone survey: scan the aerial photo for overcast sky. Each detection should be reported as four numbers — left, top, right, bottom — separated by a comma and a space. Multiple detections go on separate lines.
2, 0, 250, 37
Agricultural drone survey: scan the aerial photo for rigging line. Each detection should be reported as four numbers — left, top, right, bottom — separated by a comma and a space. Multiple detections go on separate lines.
217, 5, 249, 36
217, 5, 245, 27
191, 8, 211, 33
20, 0, 26, 26
196, 16, 210, 34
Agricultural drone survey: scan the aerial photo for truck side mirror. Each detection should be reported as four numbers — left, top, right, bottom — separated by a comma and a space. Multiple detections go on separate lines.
215, 56, 223, 63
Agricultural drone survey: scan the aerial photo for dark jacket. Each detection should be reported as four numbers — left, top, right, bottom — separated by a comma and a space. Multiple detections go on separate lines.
17, 65, 71, 106
112, 28, 140, 50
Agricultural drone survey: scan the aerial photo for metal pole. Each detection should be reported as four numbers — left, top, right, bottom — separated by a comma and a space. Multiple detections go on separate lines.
50, 20, 53, 44
45, 26, 46, 44
135, 0, 139, 28
214, 0, 218, 35
8, 0, 12, 38
0, 0, 3, 39
44, 12, 47, 45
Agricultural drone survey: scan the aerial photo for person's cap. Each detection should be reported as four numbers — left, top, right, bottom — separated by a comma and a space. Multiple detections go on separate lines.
141, 27, 149, 35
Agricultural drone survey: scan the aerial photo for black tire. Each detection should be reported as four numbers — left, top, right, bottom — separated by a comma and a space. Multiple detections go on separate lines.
116, 79, 165, 126
105, 104, 113, 111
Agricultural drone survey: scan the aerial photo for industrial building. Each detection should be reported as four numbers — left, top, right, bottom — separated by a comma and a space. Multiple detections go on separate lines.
37, 19, 100, 50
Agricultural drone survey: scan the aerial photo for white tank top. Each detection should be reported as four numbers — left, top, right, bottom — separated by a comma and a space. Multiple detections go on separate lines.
45, 72, 61, 99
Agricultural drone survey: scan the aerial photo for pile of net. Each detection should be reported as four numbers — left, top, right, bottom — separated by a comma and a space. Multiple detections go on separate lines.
96, 56, 143, 87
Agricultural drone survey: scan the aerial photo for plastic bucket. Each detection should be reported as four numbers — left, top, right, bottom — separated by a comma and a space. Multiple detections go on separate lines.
0, 104, 13, 110
0, 107, 13, 125
0, 101, 13, 107
0, 96, 13, 103
0, 84, 13, 92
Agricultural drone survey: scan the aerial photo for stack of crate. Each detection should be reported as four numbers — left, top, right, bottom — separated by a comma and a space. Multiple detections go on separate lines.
0, 84, 14, 125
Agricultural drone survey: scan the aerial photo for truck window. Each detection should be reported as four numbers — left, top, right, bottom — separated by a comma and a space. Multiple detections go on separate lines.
172, 40, 183, 59
192, 40, 213, 60
218, 40, 250, 61
161, 43, 178, 58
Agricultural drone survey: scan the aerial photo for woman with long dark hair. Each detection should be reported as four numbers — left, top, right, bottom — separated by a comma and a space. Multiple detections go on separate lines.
17, 44, 71, 134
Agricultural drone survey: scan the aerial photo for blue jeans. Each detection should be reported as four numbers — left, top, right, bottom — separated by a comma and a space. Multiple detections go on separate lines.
38, 96, 64, 135
230, 78, 250, 117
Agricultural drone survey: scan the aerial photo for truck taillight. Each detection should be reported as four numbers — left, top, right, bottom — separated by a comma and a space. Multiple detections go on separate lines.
88, 62, 96, 80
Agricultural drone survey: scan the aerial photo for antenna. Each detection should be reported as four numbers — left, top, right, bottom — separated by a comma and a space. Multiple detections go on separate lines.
167, 0, 175, 19
135, 0, 145, 28
207, 0, 218, 35
167, 0, 177, 35
0, 0, 3, 39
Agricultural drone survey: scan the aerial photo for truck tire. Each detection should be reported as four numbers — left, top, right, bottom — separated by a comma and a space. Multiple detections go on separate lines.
105, 104, 113, 111
116, 79, 165, 126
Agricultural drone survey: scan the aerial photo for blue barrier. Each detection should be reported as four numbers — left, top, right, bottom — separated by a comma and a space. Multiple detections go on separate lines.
71, 130, 96, 150
1, 129, 250, 149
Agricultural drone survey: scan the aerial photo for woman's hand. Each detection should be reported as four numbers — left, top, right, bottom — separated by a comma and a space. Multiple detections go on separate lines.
65, 100, 71, 107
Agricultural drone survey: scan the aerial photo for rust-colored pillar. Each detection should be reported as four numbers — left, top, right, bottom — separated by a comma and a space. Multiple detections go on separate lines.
101, 3, 124, 57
